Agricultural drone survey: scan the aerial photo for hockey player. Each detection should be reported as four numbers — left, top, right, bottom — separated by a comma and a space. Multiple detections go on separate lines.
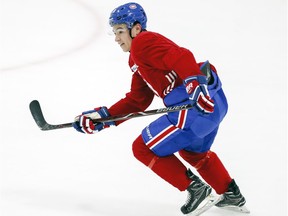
73, 2, 249, 215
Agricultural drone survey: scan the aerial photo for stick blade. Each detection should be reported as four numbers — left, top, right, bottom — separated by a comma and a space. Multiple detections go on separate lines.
29, 100, 49, 130
29, 100, 72, 131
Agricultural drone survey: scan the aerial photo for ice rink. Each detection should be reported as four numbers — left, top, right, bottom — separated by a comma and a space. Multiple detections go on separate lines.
0, 0, 287, 215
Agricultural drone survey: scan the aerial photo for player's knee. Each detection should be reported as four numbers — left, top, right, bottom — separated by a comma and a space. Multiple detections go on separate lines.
132, 135, 144, 159
132, 135, 155, 166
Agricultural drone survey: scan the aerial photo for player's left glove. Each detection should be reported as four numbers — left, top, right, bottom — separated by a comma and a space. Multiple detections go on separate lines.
73, 107, 115, 134
184, 75, 214, 114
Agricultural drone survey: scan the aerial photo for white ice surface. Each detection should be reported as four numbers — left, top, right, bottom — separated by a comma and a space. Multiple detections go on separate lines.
0, 0, 287, 215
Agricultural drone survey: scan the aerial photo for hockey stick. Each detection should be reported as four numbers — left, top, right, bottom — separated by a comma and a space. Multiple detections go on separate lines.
29, 61, 210, 131
29, 100, 193, 131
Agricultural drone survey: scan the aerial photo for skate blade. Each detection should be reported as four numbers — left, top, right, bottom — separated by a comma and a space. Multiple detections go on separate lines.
188, 194, 222, 216
218, 205, 250, 214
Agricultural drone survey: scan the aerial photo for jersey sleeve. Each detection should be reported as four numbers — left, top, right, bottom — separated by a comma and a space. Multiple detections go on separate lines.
108, 72, 154, 125
130, 32, 202, 80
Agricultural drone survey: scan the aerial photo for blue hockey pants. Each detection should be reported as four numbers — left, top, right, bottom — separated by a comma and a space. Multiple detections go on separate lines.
141, 72, 228, 156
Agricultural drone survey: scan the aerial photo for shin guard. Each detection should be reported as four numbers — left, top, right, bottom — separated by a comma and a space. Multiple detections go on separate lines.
132, 135, 191, 191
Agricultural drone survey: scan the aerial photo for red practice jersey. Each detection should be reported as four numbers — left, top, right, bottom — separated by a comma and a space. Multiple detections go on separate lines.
108, 31, 203, 125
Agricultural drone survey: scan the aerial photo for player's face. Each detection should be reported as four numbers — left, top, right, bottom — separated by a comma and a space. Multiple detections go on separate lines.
112, 24, 132, 52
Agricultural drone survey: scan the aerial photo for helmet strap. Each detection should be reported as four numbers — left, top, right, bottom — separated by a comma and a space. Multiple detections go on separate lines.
129, 28, 134, 39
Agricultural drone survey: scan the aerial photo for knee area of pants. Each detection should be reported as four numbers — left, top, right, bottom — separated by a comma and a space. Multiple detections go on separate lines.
132, 135, 150, 158
132, 135, 167, 157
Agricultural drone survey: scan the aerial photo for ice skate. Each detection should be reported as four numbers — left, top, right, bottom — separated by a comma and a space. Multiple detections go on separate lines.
181, 169, 221, 215
216, 179, 250, 213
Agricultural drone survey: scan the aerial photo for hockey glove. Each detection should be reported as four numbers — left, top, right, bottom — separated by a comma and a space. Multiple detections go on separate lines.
73, 107, 115, 134
184, 75, 214, 114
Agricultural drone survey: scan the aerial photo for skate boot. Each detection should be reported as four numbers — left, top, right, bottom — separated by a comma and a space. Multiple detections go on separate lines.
181, 169, 213, 215
216, 179, 250, 213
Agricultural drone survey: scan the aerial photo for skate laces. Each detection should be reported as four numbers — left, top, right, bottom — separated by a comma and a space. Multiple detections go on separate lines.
184, 191, 192, 206
184, 181, 206, 206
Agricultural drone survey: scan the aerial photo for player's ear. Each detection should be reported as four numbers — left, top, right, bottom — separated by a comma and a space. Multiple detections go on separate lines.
135, 23, 142, 32
131, 23, 142, 37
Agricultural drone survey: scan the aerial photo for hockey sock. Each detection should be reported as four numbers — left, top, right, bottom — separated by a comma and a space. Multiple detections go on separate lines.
132, 135, 191, 191
179, 150, 232, 194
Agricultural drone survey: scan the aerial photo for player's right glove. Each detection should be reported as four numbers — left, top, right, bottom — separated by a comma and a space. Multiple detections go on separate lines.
183, 75, 214, 114
72, 107, 115, 134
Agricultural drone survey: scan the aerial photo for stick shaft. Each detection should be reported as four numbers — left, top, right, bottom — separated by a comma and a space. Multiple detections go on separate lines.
29, 100, 193, 131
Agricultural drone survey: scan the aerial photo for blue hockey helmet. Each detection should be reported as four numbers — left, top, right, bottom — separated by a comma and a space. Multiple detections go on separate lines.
109, 2, 147, 29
